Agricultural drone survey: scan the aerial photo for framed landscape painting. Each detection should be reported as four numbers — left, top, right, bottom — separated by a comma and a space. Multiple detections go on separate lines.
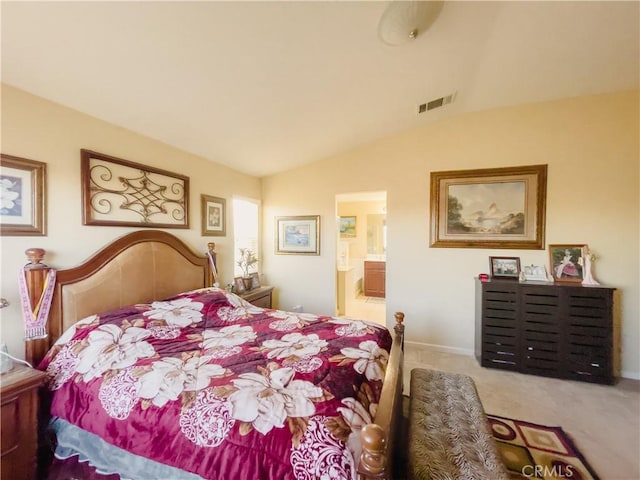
339, 216, 356, 238
430, 164, 547, 249
275, 215, 320, 255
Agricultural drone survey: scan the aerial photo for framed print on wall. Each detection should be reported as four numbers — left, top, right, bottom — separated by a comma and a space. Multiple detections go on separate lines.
430, 164, 547, 249
549, 244, 585, 283
81, 149, 189, 228
275, 215, 320, 255
339, 216, 357, 238
201, 194, 226, 236
0, 154, 47, 236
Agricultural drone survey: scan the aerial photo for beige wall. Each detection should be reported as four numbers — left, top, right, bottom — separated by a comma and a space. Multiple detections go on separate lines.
262, 90, 640, 379
2, 86, 638, 379
0, 85, 261, 359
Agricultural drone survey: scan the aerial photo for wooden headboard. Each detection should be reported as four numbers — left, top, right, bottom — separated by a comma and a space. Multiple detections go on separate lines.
24, 230, 213, 366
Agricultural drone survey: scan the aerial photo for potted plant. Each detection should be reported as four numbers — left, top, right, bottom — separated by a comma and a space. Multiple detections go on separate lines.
237, 248, 258, 291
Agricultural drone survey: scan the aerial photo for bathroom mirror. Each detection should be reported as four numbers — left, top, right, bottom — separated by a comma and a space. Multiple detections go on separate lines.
367, 214, 386, 255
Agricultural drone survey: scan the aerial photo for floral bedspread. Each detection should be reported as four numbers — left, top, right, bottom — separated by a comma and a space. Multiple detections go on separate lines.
40, 288, 392, 480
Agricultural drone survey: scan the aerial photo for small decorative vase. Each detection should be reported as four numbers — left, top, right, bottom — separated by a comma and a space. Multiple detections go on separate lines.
242, 277, 253, 291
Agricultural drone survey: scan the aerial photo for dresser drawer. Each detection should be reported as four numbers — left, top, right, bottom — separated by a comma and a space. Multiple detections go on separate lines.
240, 286, 274, 308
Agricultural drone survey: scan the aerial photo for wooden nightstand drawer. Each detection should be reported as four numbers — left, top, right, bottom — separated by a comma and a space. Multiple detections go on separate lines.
240, 286, 274, 308
0, 364, 47, 480
1, 396, 19, 456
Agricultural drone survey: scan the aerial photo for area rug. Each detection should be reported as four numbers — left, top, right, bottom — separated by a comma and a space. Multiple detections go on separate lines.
487, 414, 600, 480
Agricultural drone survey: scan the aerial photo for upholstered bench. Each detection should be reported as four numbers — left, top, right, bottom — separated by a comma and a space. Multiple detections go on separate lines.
407, 368, 509, 480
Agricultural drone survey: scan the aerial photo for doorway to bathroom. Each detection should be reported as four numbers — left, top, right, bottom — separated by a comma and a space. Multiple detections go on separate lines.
335, 191, 386, 326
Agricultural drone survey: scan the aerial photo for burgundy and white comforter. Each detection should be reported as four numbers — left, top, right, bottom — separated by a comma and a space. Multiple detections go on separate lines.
40, 288, 392, 480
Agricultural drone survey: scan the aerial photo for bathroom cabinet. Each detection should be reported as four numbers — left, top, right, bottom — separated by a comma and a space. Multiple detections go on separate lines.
364, 261, 385, 298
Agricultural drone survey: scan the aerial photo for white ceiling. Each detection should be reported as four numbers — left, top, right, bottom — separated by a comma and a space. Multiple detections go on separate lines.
2, 1, 638, 177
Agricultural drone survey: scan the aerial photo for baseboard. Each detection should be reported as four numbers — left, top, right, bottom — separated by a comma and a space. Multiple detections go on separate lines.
621, 370, 640, 380
404, 340, 474, 357
404, 341, 640, 381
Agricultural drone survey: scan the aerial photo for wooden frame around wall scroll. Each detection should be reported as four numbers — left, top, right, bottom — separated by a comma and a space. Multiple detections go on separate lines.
0, 153, 47, 236
81, 149, 189, 228
430, 164, 547, 249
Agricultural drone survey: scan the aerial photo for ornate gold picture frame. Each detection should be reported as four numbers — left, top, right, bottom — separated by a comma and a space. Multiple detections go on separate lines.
430, 164, 547, 249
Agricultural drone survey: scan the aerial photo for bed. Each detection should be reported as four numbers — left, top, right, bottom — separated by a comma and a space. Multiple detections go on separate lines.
24, 230, 405, 480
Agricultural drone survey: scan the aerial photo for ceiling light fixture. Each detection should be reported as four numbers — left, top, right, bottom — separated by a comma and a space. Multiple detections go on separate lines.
378, 1, 444, 46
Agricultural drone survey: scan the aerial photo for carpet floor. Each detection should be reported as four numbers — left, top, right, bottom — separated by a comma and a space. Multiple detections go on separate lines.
487, 414, 600, 480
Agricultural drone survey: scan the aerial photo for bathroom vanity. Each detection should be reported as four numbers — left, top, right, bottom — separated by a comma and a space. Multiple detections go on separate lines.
364, 260, 386, 298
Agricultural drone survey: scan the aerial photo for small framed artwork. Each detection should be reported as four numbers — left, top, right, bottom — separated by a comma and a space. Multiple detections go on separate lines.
0, 154, 47, 236
522, 264, 551, 282
430, 164, 547, 249
250, 272, 261, 289
275, 215, 320, 255
549, 244, 585, 283
201, 195, 226, 236
233, 277, 246, 294
489, 256, 521, 279
339, 216, 357, 238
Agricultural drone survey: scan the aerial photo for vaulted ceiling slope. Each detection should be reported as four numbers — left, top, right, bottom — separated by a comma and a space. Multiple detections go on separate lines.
2, 1, 638, 177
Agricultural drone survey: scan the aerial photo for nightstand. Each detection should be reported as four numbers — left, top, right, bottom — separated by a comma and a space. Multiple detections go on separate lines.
1, 364, 47, 480
240, 286, 274, 308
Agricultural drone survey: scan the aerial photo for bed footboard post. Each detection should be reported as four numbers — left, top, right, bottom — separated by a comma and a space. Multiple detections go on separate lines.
359, 423, 386, 479
207, 242, 218, 287
394, 311, 405, 350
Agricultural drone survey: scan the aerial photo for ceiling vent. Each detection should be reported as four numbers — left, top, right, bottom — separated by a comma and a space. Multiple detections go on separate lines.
418, 93, 455, 114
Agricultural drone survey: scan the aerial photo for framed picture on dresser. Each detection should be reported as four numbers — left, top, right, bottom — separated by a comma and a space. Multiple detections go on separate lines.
489, 256, 521, 279
549, 244, 585, 283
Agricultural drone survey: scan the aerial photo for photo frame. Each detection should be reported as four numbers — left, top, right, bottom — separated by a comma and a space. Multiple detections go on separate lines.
430, 164, 547, 249
201, 194, 226, 236
81, 149, 189, 228
250, 272, 261, 289
233, 277, 246, 294
522, 264, 551, 282
0, 154, 47, 236
275, 215, 320, 255
549, 244, 585, 283
339, 216, 357, 238
489, 256, 521, 279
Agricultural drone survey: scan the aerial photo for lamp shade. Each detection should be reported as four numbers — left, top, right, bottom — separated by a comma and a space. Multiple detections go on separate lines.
378, 1, 444, 46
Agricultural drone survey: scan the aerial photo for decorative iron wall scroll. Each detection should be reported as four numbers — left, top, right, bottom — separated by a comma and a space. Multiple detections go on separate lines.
81, 149, 189, 228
